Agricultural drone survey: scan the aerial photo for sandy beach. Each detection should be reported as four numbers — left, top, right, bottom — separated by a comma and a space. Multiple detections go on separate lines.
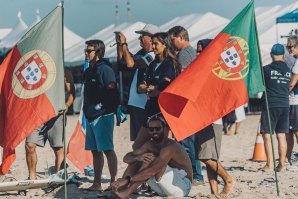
0, 113, 297, 199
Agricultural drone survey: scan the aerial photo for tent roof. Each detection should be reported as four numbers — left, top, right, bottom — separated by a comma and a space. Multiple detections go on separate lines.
0, 28, 12, 40
277, 8, 298, 23
64, 26, 84, 50
0, 11, 28, 49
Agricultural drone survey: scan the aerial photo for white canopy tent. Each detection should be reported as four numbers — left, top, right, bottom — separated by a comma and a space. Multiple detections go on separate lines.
0, 11, 28, 51
64, 26, 85, 50
0, 29, 12, 40
63, 2, 298, 67
64, 22, 146, 66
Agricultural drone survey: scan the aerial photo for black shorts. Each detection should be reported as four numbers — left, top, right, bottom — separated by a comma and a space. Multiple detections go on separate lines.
260, 107, 289, 134
289, 105, 298, 132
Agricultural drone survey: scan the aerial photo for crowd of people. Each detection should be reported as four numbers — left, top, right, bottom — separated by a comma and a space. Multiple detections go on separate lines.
25, 23, 298, 199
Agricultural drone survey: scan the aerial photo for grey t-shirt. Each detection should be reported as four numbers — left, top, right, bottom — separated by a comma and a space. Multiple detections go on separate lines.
177, 45, 196, 69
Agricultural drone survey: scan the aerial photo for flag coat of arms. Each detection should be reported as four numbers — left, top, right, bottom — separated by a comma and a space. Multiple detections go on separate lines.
0, 6, 64, 174
159, 1, 265, 141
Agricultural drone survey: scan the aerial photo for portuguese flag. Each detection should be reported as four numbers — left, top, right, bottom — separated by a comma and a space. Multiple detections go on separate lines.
159, 1, 265, 141
0, 6, 65, 174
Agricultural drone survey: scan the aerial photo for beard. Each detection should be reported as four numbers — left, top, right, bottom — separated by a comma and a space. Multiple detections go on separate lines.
151, 133, 164, 143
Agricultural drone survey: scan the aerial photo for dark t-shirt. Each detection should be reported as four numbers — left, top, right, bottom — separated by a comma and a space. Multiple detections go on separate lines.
263, 61, 291, 108
83, 59, 117, 120
144, 56, 176, 117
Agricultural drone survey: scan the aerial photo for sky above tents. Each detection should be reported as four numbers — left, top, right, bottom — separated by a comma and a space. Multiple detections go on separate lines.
0, 0, 296, 38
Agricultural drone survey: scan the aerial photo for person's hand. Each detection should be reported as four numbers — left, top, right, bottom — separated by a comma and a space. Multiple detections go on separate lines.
147, 85, 158, 97
137, 153, 155, 164
59, 104, 69, 114
119, 32, 127, 44
111, 178, 129, 192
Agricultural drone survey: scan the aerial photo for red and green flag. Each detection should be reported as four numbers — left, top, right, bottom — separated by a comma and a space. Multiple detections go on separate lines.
159, 1, 265, 141
0, 5, 65, 174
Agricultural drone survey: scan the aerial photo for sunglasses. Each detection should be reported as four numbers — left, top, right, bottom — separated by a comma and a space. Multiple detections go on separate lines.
148, 126, 162, 132
84, 49, 95, 54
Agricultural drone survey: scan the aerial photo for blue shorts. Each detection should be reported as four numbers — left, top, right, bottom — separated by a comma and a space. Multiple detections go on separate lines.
85, 113, 115, 151
260, 107, 289, 134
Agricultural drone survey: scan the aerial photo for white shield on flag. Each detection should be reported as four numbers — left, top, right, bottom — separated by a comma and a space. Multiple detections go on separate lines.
21, 61, 42, 85
220, 46, 241, 68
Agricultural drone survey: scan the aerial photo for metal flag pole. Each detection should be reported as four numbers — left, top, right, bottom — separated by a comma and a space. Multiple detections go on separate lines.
253, 2, 280, 195
60, 0, 68, 198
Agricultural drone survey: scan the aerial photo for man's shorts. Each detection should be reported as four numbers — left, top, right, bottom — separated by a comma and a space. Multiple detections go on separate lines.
147, 165, 191, 197
85, 113, 115, 151
26, 115, 64, 148
260, 107, 289, 134
289, 105, 298, 132
195, 124, 222, 161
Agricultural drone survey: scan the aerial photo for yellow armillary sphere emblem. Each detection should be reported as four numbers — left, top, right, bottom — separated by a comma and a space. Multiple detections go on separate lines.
12, 50, 56, 99
212, 36, 249, 80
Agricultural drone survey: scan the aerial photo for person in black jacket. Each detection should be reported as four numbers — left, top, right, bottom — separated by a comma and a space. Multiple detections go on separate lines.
83, 39, 119, 191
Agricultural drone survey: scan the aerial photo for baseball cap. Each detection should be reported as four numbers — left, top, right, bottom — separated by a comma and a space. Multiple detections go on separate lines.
271, 43, 285, 56
135, 24, 160, 35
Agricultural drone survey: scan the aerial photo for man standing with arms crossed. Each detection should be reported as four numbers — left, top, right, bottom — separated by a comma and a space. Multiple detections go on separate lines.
168, 25, 204, 185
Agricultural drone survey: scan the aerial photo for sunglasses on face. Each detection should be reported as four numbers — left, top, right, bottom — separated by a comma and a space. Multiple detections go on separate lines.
148, 126, 162, 132
287, 44, 298, 49
84, 49, 95, 54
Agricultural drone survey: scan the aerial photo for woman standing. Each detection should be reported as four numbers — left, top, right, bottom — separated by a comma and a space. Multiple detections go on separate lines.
132, 32, 180, 149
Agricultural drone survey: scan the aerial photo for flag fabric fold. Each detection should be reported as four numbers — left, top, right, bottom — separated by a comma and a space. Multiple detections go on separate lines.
67, 60, 93, 172
159, 1, 265, 141
0, 5, 64, 174
67, 109, 93, 172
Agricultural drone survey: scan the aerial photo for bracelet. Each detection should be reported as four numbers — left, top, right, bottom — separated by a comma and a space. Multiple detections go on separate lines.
121, 43, 128, 46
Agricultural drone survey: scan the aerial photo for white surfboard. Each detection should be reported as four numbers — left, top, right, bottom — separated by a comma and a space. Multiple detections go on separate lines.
0, 178, 65, 192
0, 170, 77, 192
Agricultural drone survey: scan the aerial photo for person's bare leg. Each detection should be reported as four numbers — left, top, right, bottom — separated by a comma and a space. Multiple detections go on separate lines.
235, 122, 241, 134
122, 162, 142, 178
53, 147, 64, 172
205, 164, 220, 198
132, 126, 150, 150
286, 133, 294, 164
113, 160, 159, 199
104, 150, 118, 183
262, 133, 273, 170
294, 131, 298, 144
276, 133, 287, 172
203, 159, 235, 198
88, 151, 104, 191
226, 123, 234, 135
25, 143, 37, 180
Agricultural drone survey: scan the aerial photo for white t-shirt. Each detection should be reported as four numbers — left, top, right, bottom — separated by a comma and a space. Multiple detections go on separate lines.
290, 59, 298, 105
128, 51, 155, 109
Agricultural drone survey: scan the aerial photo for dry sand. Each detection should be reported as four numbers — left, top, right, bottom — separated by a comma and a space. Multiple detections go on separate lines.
0, 114, 297, 199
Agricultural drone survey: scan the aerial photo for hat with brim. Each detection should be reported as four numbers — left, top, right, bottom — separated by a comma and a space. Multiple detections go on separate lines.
135, 24, 160, 35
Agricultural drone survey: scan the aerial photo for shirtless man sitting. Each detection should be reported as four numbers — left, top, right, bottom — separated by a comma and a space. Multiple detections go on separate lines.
111, 114, 192, 198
